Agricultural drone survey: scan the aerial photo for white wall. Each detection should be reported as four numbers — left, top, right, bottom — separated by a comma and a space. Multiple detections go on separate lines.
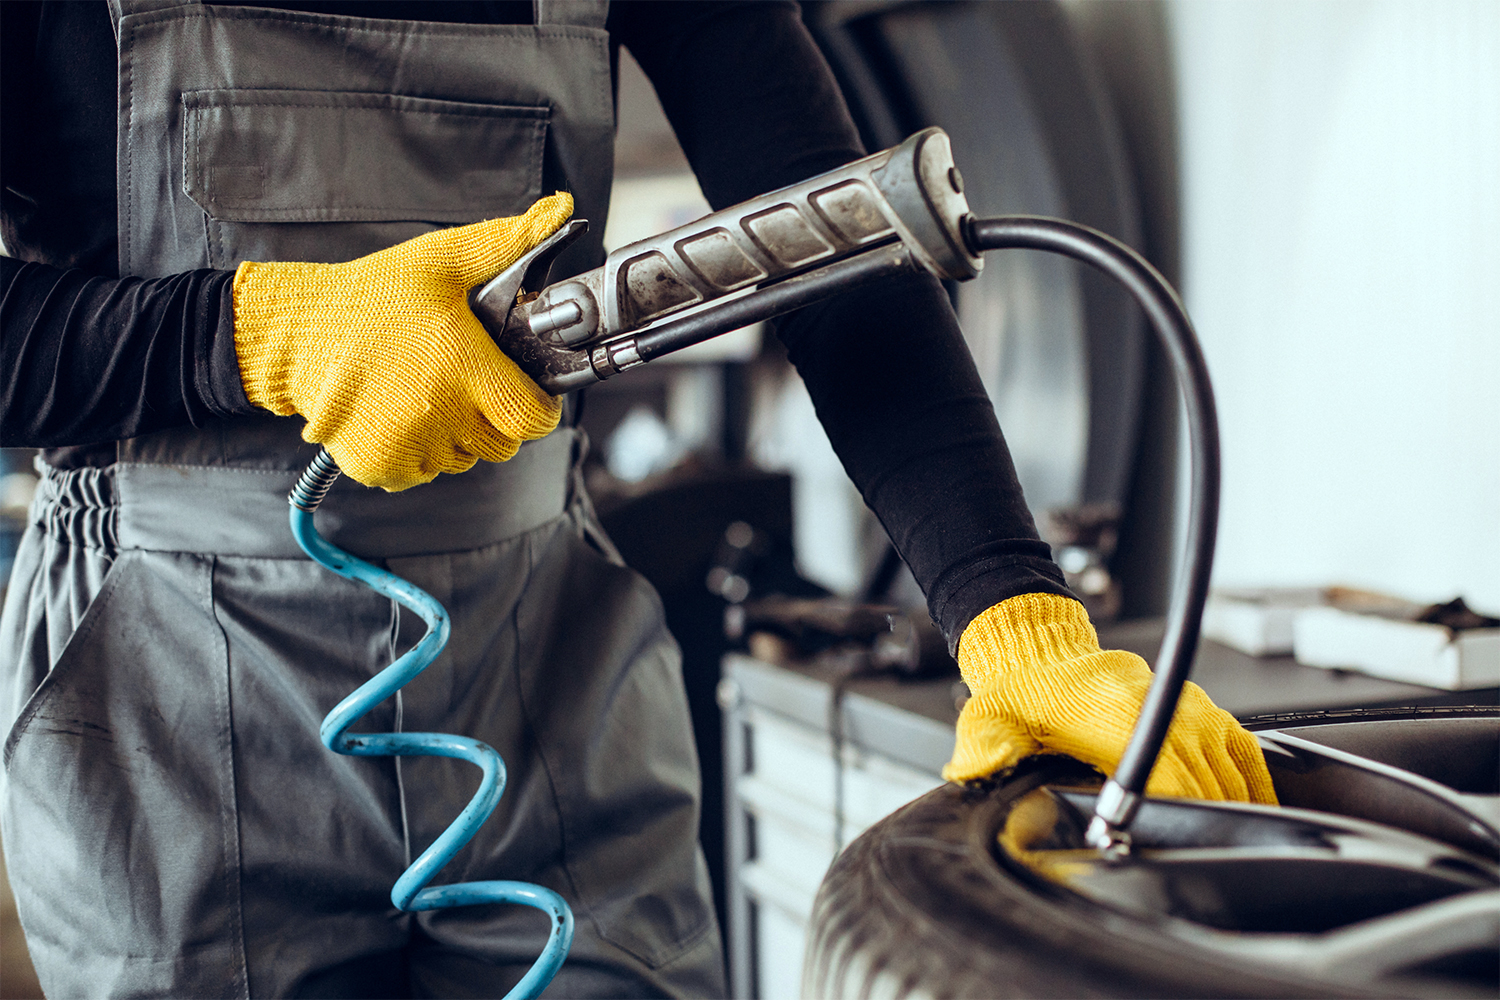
1170, 0, 1500, 610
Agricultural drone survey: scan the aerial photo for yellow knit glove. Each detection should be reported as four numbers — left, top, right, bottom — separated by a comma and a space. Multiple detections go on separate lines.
944, 593, 1277, 803
232, 194, 574, 491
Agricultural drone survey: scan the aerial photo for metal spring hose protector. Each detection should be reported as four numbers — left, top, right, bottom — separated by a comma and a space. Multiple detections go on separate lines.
288, 449, 574, 998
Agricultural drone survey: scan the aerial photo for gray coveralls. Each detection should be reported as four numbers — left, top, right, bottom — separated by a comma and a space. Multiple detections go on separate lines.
0, 1, 725, 996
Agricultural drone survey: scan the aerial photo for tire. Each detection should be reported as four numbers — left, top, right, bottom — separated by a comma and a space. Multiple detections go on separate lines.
805, 711, 1500, 999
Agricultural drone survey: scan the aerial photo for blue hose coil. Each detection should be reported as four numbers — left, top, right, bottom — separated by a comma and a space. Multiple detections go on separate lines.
288, 449, 574, 1000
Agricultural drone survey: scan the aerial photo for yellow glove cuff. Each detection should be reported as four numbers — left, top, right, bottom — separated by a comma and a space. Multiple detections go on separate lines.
956, 592, 1101, 687
945, 593, 1120, 782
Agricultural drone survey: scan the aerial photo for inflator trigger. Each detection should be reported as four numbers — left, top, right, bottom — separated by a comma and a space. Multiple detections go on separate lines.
471, 217, 591, 321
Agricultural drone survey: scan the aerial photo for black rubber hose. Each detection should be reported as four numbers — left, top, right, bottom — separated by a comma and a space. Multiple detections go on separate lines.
965, 215, 1220, 823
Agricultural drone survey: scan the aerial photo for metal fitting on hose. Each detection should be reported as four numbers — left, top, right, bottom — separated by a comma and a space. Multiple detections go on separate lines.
289, 449, 342, 513
1084, 780, 1139, 861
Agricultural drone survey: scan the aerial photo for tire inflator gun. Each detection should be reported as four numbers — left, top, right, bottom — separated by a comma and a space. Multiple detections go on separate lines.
289, 127, 1222, 998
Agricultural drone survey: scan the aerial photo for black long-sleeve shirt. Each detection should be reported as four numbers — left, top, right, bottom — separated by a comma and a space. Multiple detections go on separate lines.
0, 0, 1070, 644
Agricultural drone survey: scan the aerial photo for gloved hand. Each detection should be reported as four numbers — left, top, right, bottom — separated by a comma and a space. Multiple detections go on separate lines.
944, 592, 1277, 803
232, 193, 574, 491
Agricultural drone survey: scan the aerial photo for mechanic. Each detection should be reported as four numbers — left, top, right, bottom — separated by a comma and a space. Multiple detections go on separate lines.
0, 2, 1275, 997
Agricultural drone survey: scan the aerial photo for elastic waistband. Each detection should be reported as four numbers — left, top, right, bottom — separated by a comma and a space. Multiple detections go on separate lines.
31, 431, 577, 559
28, 460, 120, 552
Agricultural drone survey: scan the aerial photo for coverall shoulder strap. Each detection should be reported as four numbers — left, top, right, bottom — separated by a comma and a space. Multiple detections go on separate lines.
534, 0, 608, 29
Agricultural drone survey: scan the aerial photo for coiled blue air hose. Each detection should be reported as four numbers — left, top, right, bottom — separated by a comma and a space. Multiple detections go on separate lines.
288, 448, 574, 999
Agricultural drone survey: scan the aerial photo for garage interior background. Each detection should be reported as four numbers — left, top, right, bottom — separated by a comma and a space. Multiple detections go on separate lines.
584, 0, 1500, 616
1, 1, 1496, 997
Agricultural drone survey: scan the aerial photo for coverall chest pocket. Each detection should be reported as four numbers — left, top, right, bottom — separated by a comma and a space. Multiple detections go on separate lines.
181, 89, 549, 267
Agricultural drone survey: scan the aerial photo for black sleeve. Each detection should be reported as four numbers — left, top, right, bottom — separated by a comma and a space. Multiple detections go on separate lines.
615, 1, 1072, 648
0, 1, 255, 449
0, 258, 255, 447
